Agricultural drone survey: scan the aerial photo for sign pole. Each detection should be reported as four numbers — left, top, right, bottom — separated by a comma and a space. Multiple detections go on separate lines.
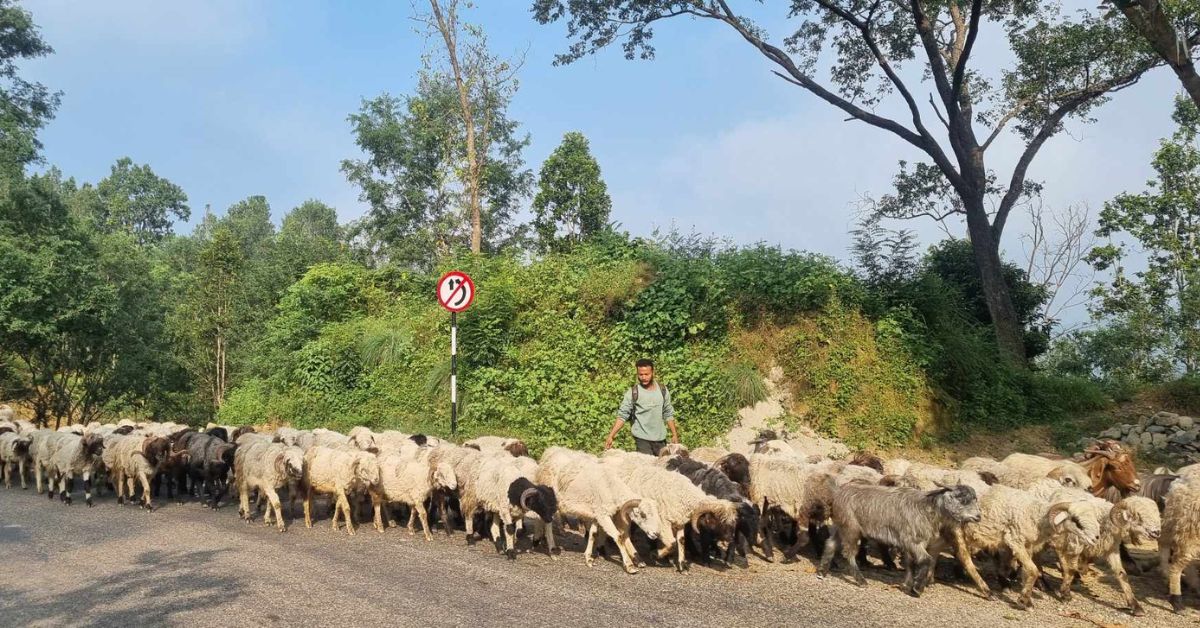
450, 310, 458, 436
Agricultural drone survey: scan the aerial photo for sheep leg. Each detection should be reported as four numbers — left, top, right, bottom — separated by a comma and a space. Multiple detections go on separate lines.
369, 489, 384, 533
1097, 551, 1141, 616
598, 516, 637, 574
303, 486, 315, 529
674, 527, 689, 573
781, 517, 809, 562
1, 460, 9, 488
840, 529, 867, 586
238, 481, 252, 521
414, 503, 433, 541
542, 517, 559, 558
126, 476, 137, 505
461, 498, 478, 544
437, 493, 454, 537
18, 458, 27, 489
501, 513, 517, 560
758, 500, 775, 562
60, 472, 72, 505
265, 487, 285, 532
1010, 541, 1040, 610
34, 461, 42, 494
952, 528, 993, 601
138, 472, 154, 510
338, 490, 356, 535
489, 513, 503, 553
82, 469, 94, 507
1056, 555, 1077, 602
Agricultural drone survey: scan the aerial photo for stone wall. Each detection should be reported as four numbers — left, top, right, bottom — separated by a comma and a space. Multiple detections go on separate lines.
1095, 411, 1198, 457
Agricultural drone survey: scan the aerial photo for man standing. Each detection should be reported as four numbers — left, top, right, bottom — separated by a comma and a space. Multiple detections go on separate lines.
604, 358, 679, 455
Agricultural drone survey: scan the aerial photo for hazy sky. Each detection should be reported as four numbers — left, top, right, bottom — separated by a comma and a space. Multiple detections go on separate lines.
23, 1, 1183, 324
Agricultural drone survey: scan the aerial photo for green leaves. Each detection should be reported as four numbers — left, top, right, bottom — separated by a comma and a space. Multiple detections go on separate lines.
532, 132, 613, 253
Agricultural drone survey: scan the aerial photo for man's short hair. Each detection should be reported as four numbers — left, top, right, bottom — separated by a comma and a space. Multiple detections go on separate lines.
635, 358, 654, 369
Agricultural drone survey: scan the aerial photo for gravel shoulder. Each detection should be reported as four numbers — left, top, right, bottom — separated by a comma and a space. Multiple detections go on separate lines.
0, 487, 1193, 627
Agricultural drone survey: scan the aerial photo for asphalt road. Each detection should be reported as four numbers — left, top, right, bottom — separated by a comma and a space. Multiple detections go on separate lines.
0, 486, 1195, 628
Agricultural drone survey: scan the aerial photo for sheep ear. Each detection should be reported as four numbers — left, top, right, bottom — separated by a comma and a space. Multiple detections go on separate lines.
1052, 511, 1070, 527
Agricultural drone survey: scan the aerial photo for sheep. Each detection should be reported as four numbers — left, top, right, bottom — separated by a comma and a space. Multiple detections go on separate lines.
900, 461, 994, 497
375, 446, 456, 540
427, 443, 482, 535
14, 419, 37, 435
463, 435, 530, 458
235, 441, 305, 531
0, 431, 32, 489
275, 427, 310, 448
947, 483, 1066, 608
747, 454, 837, 561
689, 446, 729, 465
0, 404, 12, 421
0, 420, 15, 435
1161, 476, 1200, 613
178, 431, 239, 508
105, 435, 172, 509
999, 453, 1092, 491
713, 453, 751, 497
658, 443, 689, 458
536, 448, 661, 573
30, 429, 73, 494
46, 432, 107, 506
1046, 495, 1160, 616
603, 456, 738, 572
458, 453, 557, 559
302, 444, 383, 535
665, 456, 760, 566
818, 483, 981, 597
311, 427, 350, 448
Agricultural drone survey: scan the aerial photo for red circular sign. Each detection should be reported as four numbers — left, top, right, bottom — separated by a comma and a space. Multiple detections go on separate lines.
437, 270, 475, 312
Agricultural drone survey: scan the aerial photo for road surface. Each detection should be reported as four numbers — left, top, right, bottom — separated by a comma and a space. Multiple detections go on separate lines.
0, 486, 1192, 627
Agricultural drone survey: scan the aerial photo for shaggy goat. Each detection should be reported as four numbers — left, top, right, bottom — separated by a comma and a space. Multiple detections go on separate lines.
818, 483, 981, 597
1160, 476, 1200, 613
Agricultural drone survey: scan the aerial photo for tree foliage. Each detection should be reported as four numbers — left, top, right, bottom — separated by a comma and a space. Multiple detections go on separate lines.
1088, 95, 1200, 374
92, 157, 189, 245
0, 0, 59, 176
533, 131, 612, 252
531, 0, 1160, 362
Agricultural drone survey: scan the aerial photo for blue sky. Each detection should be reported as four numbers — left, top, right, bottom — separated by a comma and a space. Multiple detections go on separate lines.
23, 1, 1183, 324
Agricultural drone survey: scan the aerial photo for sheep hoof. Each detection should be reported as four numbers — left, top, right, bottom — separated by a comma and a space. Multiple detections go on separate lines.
506, 549, 517, 560
551, 546, 562, 556
63, 495, 71, 506
117, 497, 124, 505
1130, 605, 1145, 617
1170, 594, 1186, 613
624, 565, 639, 575
586, 558, 595, 568
86, 498, 93, 507
854, 576, 868, 587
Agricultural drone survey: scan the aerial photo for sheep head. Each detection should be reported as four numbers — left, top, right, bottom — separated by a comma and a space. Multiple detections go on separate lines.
349, 427, 377, 452
508, 478, 557, 522
112, 425, 135, 436
275, 447, 305, 481
12, 437, 30, 457
1047, 502, 1101, 546
1113, 496, 1161, 544
849, 451, 884, 474
1047, 464, 1092, 492
621, 498, 662, 541
81, 433, 106, 458
503, 440, 529, 458
433, 462, 457, 491
142, 437, 171, 468
409, 434, 429, 447
926, 485, 981, 524
205, 426, 230, 442
353, 453, 381, 486
690, 498, 739, 534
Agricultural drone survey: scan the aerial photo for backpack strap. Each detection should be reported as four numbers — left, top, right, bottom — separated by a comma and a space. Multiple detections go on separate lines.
628, 384, 638, 422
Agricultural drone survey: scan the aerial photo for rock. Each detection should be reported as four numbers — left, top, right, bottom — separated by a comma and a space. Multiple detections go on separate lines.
1173, 430, 1198, 445
1153, 432, 1169, 448
1181, 416, 1195, 430
1141, 432, 1156, 447
1157, 413, 1180, 428
1148, 425, 1167, 434
1121, 424, 1134, 435
1100, 427, 1123, 440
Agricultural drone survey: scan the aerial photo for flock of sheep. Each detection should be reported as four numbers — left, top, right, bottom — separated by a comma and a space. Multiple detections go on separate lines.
2, 407, 1200, 617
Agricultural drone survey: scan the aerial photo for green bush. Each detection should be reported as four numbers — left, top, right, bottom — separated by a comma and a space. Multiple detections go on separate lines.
1160, 375, 1200, 414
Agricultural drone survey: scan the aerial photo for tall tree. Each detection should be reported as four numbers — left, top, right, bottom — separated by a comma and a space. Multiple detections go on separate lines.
184, 225, 244, 408
1088, 95, 1200, 373
1106, 1, 1200, 107
94, 157, 189, 245
343, 74, 531, 269
532, 0, 1160, 362
277, 199, 344, 277
421, 0, 526, 255
0, 0, 59, 177
533, 131, 612, 252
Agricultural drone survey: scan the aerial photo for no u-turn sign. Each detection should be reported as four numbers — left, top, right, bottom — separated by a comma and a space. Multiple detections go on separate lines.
437, 271, 475, 313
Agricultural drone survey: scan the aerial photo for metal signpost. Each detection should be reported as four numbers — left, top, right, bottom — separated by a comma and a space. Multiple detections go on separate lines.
436, 270, 475, 435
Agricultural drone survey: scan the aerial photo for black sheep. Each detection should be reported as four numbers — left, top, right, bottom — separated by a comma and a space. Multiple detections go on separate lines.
665, 456, 760, 566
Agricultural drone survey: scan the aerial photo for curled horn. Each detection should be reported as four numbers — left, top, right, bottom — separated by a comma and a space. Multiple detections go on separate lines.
690, 499, 736, 533
616, 498, 641, 526
1083, 447, 1117, 460
520, 487, 538, 511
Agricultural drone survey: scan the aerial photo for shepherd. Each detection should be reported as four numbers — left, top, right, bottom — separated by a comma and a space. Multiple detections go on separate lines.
603, 358, 680, 455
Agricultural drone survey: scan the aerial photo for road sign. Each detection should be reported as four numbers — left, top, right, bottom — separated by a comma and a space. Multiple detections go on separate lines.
437, 270, 475, 313
436, 270, 474, 435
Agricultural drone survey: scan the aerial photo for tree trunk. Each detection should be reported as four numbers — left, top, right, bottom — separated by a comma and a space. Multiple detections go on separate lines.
963, 201, 1028, 363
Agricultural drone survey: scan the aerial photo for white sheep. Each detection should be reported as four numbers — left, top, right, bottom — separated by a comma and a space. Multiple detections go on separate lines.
375, 446, 456, 540
30, 429, 73, 494
302, 444, 383, 535
0, 431, 32, 489
311, 428, 351, 448
689, 446, 730, 465
536, 447, 662, 573
0, 404, 13, 422
47, 432, 107, 506
1046, 495, 1160, 616
1161, 475, 1200, 613
104, 434, 171, 509
995, 453, 1091, 492
235, 440, 306, 531
748, 454, 837, 561
464, 435, 531, 458
14, 419, 38, 435
458, 453, 557, 560
603, 455, 737, 572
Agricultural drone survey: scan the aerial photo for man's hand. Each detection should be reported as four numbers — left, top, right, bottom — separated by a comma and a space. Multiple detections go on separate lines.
604, 434, 614, 450
671, 434, 679, 444
668, 420, 680, 445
